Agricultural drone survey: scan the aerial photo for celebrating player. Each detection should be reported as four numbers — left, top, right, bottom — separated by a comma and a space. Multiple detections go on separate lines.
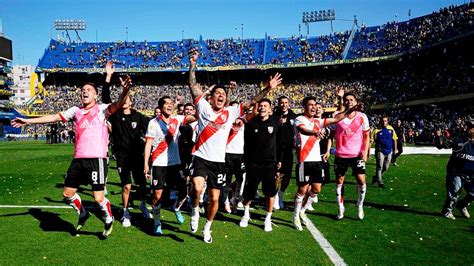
143, 96, 197, 235
293, 97, 360, 230
187, 47, 281, 243
12, 76, 132, 238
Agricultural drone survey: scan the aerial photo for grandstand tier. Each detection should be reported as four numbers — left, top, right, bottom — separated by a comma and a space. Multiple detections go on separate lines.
36, 4, 473, 73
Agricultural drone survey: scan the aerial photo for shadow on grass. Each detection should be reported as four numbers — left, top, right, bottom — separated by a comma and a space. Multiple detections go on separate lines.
128, 211, 200, 242
0, 208, 104, 238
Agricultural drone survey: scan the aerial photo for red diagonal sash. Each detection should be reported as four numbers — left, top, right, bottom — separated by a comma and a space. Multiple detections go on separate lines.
193, 110, 229, 153
151, 118, 179, 162
299, 119, 320, 162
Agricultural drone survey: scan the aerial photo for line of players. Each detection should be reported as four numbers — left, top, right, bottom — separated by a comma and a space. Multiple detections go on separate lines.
11, 48, 371, 243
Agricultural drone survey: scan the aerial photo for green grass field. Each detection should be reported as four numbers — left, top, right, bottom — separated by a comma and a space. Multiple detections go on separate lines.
0, 141, 472, 265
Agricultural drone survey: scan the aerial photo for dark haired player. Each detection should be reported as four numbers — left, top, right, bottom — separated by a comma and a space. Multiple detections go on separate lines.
143, 96, 197, 235
187, 47, 281, 243
239, 98, 283, 232
12, 77, 132, 238
293, 96, 360, 230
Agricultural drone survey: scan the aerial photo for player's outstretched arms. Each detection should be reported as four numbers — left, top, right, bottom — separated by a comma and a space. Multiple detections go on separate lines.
102, 61, 114, 104
325, 103, 364, 126
108, 75, 132, 114
188, 47, 203, 100
11, 114, 61, 128
242, 73, 282, 110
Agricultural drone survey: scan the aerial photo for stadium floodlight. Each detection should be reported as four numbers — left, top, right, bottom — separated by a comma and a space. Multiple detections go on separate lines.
302, 9, 336, 35
54, 19, 86, 43
54, 19, 86, 30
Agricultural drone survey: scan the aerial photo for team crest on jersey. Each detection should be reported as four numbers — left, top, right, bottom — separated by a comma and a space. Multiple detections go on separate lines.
268, 126, 274, 133
153, 180, 158, 186
131, 122, 137, 129
220, 114, 228, 122
170, 123, 176, 130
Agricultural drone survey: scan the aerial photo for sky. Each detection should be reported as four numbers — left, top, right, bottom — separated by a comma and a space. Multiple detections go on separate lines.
0, 0, 468, 66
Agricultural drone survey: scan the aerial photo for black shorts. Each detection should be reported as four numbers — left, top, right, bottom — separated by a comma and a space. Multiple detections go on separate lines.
225, 153, 246, 183
243, 163, 277, 200
150, 165, 186, 191
116, 155, 145, 187
65, 158, 108, 191
190, 156, 227, 189
334, 157, 366, 178
296, 161, 326, 185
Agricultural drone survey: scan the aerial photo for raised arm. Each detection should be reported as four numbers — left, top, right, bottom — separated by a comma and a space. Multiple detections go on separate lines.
188, 47, 203, 100
107, 75, 132, 114
336, 87, 345, 112
226, 81, 237, 106
242, 73, 282, 110
102, 61, 114, 104
11, 114, 62, 128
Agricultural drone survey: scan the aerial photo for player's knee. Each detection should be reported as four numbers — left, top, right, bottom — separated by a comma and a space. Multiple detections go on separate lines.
122, 184, 132, 193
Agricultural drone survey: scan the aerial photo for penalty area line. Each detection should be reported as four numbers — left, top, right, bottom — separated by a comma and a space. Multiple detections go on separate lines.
303, 217, 347, 266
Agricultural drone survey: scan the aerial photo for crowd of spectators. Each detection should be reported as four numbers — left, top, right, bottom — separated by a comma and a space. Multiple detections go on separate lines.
349, 4, 473, 58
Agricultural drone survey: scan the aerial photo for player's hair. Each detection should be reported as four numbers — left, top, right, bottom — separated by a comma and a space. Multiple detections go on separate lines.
158, 96, 172, 109
210, 85, 227, 96
343, 92, 357, 102
184, 103, 194, 109
277, 96, 289, 102
177, 103, 184, 110
83, 82, 98, 93
302, 96, 317, 107
229, 100, 239, 106
258, 98, 272, 106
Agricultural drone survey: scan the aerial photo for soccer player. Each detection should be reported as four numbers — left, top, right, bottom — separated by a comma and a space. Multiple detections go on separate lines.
143, 96, 197, 235
273, 96, 297, 210
436, 120, 473, 220
103, 61, 152, 227
239, 98, 283, 232
293, 97, 360, 230
332, 92, 370, 220
187, 47, 281, 243
223, 101, 248, 213
12, 76, 132, 238
372, 116, 398, 188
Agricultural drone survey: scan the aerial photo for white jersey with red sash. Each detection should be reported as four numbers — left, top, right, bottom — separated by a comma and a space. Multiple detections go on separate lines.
192, 95, 243, 162
226, 117, 246, 155
295, 115, 327, 163
59, 103, 110, 159
146, 115, 186, 166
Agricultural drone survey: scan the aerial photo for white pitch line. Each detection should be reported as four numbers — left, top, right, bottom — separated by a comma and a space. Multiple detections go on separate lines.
303, 217, 347, 266
0, 205, 70, 209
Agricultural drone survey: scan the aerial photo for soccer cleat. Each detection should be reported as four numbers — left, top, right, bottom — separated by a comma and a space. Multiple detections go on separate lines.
357, 205, 365, 220
264, 219, 272, 232
273, 193, 280, 210
239, 215, 250, 228
293, 216, 303, 231
154, 223, 163, 235
102, 218, 114, 239
299, 210, 308, 226
444, 212, 456, 220
392, 162, 399, 167
190, 214, 199, 233
336, 206, 345, 220
203, 230, 213, 244
224, 202, 232, 214
139, 202, 153, 220
76, 211, 91, 231
175, 211, 185, 224
122, 211, 131, 227
306, 203, 315, 211
459, 207, 470, 219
